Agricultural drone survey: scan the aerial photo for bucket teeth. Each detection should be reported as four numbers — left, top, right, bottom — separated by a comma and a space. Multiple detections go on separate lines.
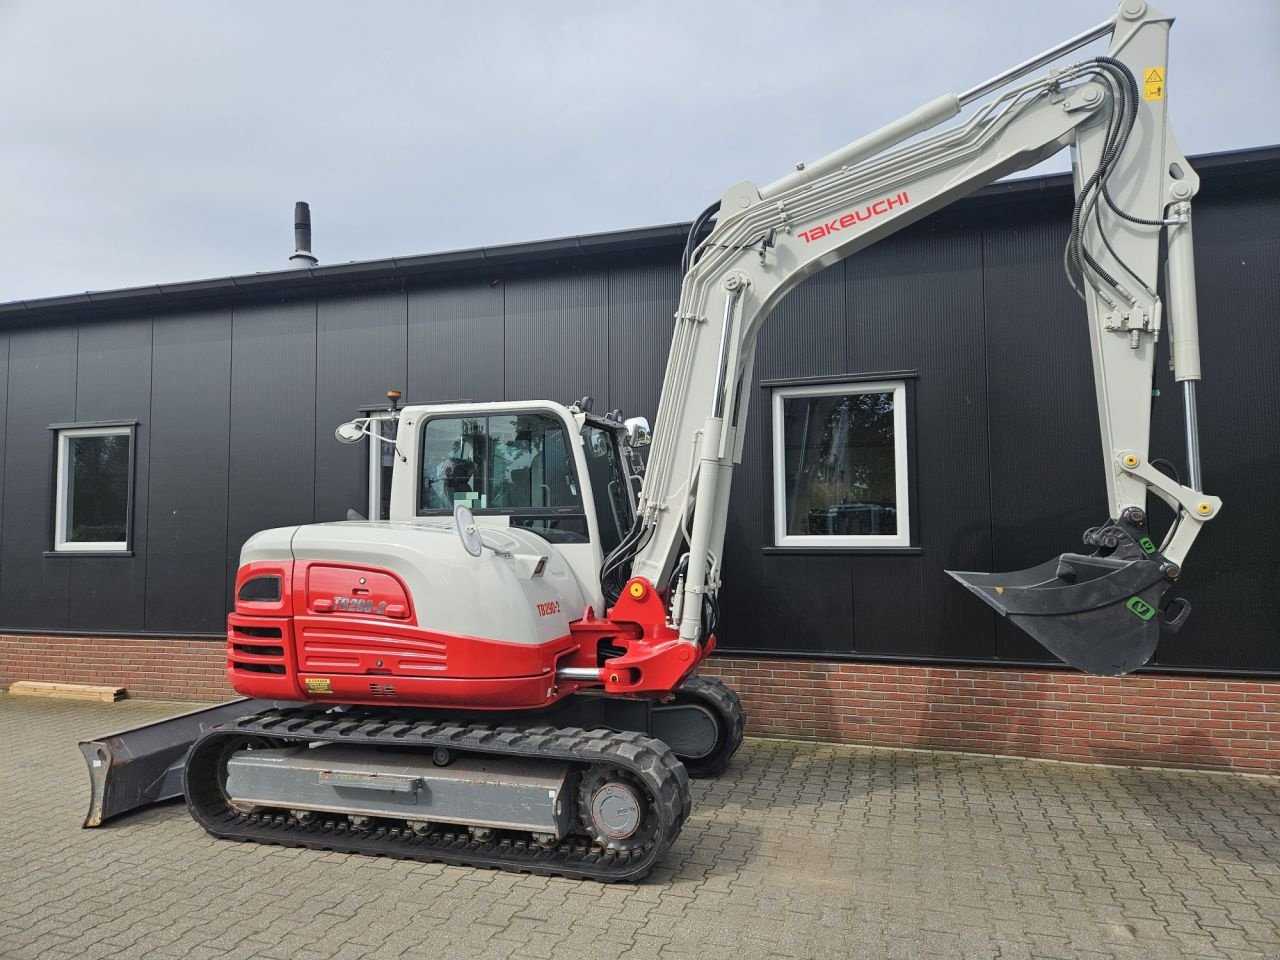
948, 554, 1168, 677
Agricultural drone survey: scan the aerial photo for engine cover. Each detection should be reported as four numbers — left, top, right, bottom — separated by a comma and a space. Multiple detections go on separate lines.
283, 520, 585, 646
228, 520, 592, 708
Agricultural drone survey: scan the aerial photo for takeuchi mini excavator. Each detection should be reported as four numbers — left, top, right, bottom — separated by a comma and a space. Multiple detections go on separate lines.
82, 2, 1218, 882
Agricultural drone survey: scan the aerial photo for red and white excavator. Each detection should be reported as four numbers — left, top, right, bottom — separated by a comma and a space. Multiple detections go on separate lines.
82, 1, 1218, 881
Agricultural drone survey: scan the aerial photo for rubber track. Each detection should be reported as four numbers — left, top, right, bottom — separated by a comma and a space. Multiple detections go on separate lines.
184, 706, 690, 883
675, 675, 746, 778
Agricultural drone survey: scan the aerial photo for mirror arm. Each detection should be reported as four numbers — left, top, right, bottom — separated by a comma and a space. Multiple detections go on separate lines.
335, 418, 406, 462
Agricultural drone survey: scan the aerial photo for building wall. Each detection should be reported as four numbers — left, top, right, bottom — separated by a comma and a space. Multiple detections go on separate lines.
0, 152, 1276, 682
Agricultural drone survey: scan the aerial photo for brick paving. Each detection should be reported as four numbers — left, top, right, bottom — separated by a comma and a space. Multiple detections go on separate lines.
2, 694, 1279, 960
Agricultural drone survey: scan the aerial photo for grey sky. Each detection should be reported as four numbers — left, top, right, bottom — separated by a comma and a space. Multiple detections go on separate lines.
1, 1, 1276, 303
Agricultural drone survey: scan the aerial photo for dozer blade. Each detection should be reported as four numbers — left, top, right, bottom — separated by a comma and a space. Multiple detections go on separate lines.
79, 698, 288, 827
948, 553, 1169, 677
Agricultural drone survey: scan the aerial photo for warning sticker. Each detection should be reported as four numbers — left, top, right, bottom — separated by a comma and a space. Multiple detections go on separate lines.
304, 677, 332, 694
1144, 66, 1165, 100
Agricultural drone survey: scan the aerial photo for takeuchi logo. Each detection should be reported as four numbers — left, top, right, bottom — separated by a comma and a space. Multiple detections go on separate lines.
797, 191, 910, 243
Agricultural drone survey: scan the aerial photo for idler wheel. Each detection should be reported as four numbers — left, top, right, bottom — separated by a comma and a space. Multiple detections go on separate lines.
578, 765, 655, 852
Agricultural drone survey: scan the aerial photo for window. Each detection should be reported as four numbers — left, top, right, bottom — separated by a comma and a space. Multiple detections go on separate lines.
53, 424, 135, 553
581, 424, 633, 556
772, 381, 910, 548
417, 412, 589, 544
366, 414, 399, 521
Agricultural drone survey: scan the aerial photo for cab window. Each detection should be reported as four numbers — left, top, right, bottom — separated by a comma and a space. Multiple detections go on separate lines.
418, 412, 589, 543
581, 425, 633, 556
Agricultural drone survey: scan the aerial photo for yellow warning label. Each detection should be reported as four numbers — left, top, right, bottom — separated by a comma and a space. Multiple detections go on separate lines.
1144, 66, 1165, 100
304, 677, 332, 694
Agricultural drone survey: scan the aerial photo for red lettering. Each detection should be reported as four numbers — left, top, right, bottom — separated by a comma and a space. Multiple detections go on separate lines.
797, 191, 913, 243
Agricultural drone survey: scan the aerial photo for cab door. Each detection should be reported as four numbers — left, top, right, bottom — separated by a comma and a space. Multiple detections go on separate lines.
405, 404, 606, 611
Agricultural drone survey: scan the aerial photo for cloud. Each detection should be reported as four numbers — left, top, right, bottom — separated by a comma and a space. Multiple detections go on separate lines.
1, 0, 1276, 301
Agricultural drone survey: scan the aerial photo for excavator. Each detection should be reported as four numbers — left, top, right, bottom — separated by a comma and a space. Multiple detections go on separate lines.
80, 1, 1219, 882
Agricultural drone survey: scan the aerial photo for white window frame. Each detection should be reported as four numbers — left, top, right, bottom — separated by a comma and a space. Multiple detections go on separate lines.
366, 412, 399, 521
53, 424, 134, 553
771, 380, 911, 548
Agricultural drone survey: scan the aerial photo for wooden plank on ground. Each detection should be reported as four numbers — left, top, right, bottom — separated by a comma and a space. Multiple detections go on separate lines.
7, 681, 127, 702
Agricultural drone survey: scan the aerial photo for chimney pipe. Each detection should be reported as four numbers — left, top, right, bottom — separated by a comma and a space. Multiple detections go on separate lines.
289, 201, 318, 268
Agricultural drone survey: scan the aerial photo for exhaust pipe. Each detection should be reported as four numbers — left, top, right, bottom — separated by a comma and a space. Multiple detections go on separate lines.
289, 201, 318, 268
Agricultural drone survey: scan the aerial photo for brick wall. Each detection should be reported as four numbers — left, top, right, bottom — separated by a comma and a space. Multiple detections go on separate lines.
3, 633, 1276, 774
699, 658, 1280, 774
0, 633, 232, 702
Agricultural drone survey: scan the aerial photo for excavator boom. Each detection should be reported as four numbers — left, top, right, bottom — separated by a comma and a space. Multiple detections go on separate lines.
608, 0, 1217, 676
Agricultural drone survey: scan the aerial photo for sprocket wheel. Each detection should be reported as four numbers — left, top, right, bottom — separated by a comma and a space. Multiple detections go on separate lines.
577, 764, 658, 853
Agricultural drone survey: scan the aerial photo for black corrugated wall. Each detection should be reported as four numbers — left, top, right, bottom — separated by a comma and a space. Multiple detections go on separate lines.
0, 154, 1275, 673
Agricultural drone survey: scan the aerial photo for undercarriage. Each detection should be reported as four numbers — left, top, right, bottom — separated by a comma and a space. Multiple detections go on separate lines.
85, 676, 744, 882
186, 708, 692, 882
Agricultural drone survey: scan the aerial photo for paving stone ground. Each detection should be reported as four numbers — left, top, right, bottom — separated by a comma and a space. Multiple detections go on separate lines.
2, 693, 1279, 960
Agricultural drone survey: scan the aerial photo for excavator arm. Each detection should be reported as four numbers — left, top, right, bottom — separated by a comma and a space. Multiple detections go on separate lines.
606, 0, 1218, 676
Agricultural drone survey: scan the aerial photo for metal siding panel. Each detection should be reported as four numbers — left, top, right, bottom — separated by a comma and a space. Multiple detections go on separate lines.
0, 334, 7, 564
227, 302, 317, 608
764, 554, 854, 655
315, 294, 408, 521
504, 271, 609, 407
1146, 190, 1280, 671
724, 268, 851, 655
851, 554, 926, 654
758, 266, 848, 381
69, 318, 153, 632
981, 203, 1107, 663
844, 221, 995, 658
146, 310, 233, 634
0, 325, 76, 629
406, 283, 504, 403
607, 257, 679, 424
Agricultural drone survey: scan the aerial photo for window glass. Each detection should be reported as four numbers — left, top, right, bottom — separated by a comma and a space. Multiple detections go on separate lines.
774, 382, 909, 546
370, 417, 398, 521
581, 425, 632, 556
419, 413, 582, 515
55, 427, 132, 551
510, 515, 590, 543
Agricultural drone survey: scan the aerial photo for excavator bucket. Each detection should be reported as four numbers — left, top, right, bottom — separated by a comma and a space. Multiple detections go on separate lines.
948, 553, 1178, 677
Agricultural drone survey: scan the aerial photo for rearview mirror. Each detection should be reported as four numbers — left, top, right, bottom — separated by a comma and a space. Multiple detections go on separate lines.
335, 420, 368, 443
623, 416, 652, 447
454, 504, 484, 558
